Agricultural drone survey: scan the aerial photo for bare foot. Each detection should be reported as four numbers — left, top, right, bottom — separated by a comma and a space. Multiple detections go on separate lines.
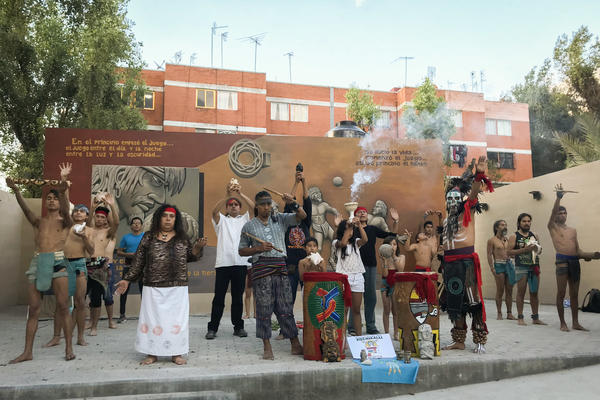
65, 352, 76, 361
275, 333, 285, 340
88, 328, 97, 336
560, 323, 570, 332
393, 335, 399, 341
533, 319, 547, 325
443, 342, 465, 350
77, 338, 88, 346
497, 313, 503, 320
108, 321, 117, 329
506, 313, 517, 320
243, 314, 249, 320
291, 343, 304, 355
85, 323, 92, 330
262, 349, 274, 360
9, 352, 33, 364
171, 355, 187, 365
518, 319, 527, 326
43, 336, 61, 347
140, 355, 158, 365
573, 323, 589, 331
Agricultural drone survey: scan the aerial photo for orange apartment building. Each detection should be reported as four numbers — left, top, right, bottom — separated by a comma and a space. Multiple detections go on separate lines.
138, 64, 532, 182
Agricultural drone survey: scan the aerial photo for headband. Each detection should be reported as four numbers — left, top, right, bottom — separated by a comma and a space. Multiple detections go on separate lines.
95, 209, 108, 216
226, 198, 241, 207
355, 206, 368, 214
164, 207, 176, 214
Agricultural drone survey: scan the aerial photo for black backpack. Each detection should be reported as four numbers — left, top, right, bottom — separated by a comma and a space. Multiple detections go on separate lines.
581, 289, 600, 313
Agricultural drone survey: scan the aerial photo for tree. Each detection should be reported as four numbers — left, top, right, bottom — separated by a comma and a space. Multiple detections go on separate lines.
553, 26, 600, 118
511, 61, 576, 176
345, 87, 381, 132
0, 0, 146, 196
401, 78, 455, 164
555, 113, 600, 167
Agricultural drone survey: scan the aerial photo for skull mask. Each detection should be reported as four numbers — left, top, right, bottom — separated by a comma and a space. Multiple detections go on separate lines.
446, 189, 462, 212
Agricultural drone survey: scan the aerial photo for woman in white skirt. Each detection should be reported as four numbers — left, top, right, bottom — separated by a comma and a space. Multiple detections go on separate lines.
115, 204, 206, 365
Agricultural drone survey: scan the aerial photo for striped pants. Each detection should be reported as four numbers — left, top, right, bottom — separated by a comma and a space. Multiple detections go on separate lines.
253, 274, 298, 339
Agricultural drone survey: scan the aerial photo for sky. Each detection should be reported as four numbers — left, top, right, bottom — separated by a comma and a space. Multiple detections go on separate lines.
126, 0, 600, 100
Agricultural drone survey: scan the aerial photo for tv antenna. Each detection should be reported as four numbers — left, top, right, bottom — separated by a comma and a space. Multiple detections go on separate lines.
447, 80, 455, 90
284, 51, 294, 82
480, 70, 486, 93
211, 22, 228, 67
220, 32, 228, 68
189, 53, 197, 66
391, 56, 414, 88
173, 51, 183, 65
240, 33, 266, 72
153, 60, 165, 70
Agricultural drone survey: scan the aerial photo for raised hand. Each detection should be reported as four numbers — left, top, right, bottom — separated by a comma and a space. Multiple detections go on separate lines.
333, 213, 343, 227
404, 229, 412, 238
476, 156, 487, 174
103, 192, 115, 205
295, 171, 304, 183
389, 207, 399, 222
5, 177, 17, 190
59, 162, 72, 181
555, 183, 565, 199
282, 192, 294, 203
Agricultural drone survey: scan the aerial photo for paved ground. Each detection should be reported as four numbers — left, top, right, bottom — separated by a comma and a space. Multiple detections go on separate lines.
388, 364, 600, 400
1, 302, 600, 399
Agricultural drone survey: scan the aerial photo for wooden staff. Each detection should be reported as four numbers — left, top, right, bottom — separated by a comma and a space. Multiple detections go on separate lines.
8, 178, 69, 186
243, 232, 284, 253
554, 189, 578, 193
263, 187, 284, 197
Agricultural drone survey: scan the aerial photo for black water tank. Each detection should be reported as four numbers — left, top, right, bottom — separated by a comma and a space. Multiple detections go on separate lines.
327, 120, 366, 138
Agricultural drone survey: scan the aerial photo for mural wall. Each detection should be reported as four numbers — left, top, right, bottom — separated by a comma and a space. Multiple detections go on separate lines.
44, 128, 445, 293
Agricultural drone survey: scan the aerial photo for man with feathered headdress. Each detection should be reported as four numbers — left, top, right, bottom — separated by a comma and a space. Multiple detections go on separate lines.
441, 156, 494, 354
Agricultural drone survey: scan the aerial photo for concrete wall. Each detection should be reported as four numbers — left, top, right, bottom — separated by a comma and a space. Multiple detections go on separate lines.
475, 160, 600, 305
0, 191, 40, 308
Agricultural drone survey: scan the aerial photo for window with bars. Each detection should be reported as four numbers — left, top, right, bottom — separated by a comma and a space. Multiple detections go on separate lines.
374, 111, 391, 129
196, 89, 216, 108
487, 151, 514, 169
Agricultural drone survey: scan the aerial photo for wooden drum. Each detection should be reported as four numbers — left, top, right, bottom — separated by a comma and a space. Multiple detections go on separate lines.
393, 271, 440, 357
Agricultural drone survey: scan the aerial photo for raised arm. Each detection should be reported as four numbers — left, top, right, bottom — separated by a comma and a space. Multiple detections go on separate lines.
58, 162, 73, 227
282, 192, 307, 223
402, 229, 417, 252
6, 178, 40, 227
211, 197, 228, 225
104, 193, 120, 238
468, 156, 487, 201
389, 207, 400, 234
548, 183, 564, 230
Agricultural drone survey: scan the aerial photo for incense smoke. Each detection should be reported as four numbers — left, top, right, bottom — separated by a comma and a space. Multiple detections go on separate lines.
350, 168, 381, 200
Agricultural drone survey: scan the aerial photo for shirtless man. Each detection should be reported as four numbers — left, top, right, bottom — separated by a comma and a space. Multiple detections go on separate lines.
7, 164, 75, 363
86, 194, 119, 335
548, 184, 600, 332
487, 220, 516, 320
441, 156, 491, 354
508, 213, 546, 326
403, 230, 436, 272
420, 210, 443, 250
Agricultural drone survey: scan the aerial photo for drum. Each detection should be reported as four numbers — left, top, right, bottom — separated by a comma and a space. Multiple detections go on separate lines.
393, 271, 440, 357
302, 272, 352, 361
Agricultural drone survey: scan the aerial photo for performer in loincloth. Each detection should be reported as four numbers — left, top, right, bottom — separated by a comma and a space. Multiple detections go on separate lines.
115, 204, 206, 365
507, 213, 545, 326
380, 236, 405, 341
441, 156, 492, 354
548, 184, 600, 332
487, 220, 516, 320
238, 191, 306, 360
403, 230, 437, 272
8, 163, 75, 363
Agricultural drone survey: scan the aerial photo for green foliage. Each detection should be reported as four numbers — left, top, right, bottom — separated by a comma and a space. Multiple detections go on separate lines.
412, 78, 445, 114
554, 113, 600, 167
0, 0, 146, 196
553, 26, 600, 118
345, 87, 381, 132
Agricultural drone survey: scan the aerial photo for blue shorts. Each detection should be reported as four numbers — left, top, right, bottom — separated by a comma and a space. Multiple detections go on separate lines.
380, 278, 393, 297
515, 265, 539, 293
494, 259, 516, 285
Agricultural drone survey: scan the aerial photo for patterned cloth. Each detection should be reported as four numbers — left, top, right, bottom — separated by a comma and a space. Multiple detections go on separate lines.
253, 273, 298, 340
239, 213, 299, 263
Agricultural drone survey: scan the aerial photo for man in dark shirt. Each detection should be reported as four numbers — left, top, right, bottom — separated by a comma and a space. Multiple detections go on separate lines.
347, 205, 399, 334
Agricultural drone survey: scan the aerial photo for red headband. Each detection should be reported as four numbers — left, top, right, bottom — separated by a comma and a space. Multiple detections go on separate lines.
164, 207, 176, 214
226, 198, 241, 207
355, 206, 368, 214
95, 210, 108, 216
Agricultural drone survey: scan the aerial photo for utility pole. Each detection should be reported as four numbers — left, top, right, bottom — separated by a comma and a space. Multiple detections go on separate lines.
284, 52, 294, 82
211, 22, 227, 67
221, 32, 228, 68
391, 56, 415, 88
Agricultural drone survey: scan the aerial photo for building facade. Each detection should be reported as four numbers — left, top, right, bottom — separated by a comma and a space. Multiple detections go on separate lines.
138, 64, 532, 182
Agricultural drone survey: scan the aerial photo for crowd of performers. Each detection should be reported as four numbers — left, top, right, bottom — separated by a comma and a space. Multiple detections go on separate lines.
6, 156, 600, 365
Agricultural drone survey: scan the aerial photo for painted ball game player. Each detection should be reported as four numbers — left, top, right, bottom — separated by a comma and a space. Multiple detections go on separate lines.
441, 156, 493, 354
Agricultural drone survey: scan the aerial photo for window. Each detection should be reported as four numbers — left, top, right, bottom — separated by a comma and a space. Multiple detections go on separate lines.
217, 91, 238, 110
290, 104, 309, 122
271, 102, 289, 121
486, 119, 512, 136
449, 144, 468, 168
143, 92, 155, 110
450, 110, 463, 128
196, 89, 216, 108
374, 111, 391, 129
487, 151, 514, 169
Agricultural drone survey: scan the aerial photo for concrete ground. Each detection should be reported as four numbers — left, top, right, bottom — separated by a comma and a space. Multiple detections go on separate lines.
1, 302, 600, 400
